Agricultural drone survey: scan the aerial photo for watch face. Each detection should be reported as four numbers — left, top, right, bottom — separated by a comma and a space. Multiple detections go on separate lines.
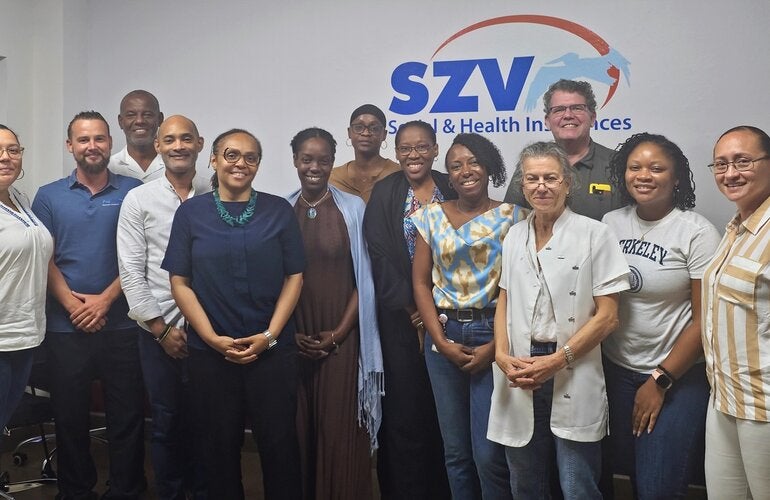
653, 369, 672, 390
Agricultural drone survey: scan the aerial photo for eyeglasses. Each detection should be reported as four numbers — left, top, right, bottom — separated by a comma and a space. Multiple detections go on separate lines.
547, 104, 589, 116
222, 148, 260, 166
707, 156, 769, 174
0, 146, 24, 159
350, 123, 384, 135
396, 144, 433, 156
522, 177, 565, 190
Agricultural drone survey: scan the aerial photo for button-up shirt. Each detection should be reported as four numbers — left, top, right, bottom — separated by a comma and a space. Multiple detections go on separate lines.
702, 195, 770, 422
109, 146, 165, 183
117, 174, 211, 332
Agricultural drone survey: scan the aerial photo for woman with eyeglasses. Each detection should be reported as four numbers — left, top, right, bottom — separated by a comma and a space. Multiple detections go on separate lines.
488, 141, 629, 499
285, 127, 383, 500
329, 104, 400, 203
162, 128, 305, 499
701, 126, 770, 499
411, 132, 526, 499
600, 133, 720, 499
0, 124, 53, 431
363, 120, 454, 499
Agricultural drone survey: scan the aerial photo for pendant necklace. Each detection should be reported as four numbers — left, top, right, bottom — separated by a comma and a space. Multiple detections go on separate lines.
214, 189, 257, 227
300, 189, 329, 219
456, 198, 491, 216
634, 208, 672, 241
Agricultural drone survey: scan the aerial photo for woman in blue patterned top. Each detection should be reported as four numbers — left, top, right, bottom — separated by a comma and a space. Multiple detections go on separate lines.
412, 133, 527, 500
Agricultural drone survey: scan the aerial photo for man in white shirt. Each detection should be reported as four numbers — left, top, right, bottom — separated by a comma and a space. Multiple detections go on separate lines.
117, 115, 209, 500
109, 90, 165, 182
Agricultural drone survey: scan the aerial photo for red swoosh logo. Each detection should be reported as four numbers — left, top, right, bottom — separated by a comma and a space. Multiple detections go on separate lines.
432, 15, 620, 106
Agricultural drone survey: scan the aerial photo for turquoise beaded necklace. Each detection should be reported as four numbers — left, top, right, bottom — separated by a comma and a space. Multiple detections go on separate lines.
213, 188, 257, 227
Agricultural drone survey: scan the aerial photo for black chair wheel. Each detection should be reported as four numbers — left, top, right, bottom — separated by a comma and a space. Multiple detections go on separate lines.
12, 452, 27, 466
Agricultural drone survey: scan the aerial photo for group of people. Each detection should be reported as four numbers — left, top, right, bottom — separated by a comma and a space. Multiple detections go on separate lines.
0, 78, 768, 500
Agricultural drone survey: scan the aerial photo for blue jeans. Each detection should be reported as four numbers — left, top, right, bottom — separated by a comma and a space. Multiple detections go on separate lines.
0, 347, 34, 430
424, 316, 511, 500
604, 358, 708, 499
138, 331, 204, 500
505, 344, 602, 500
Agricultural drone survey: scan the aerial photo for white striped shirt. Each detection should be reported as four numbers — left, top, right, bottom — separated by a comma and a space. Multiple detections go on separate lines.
702, 195, 770, 422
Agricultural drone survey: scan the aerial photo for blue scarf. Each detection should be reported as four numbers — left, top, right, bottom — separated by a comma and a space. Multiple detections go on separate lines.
286, 185, 384, 451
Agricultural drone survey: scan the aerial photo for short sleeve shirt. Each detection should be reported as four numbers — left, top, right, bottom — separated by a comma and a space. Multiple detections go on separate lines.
32, 170, 142, 332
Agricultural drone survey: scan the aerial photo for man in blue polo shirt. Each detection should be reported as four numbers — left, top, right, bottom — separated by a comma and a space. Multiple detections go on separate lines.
32, 111, 145, 500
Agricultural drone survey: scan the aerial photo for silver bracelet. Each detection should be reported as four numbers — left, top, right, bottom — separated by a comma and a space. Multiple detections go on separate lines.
563, 344, 575, 365
263, 330, 277, 350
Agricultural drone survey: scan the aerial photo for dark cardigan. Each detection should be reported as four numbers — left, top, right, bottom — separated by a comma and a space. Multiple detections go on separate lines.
363, 170, 457, 312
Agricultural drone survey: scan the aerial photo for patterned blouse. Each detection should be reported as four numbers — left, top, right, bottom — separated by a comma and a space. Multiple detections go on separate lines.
411, 202, 525, 309
403, 185, 445, 261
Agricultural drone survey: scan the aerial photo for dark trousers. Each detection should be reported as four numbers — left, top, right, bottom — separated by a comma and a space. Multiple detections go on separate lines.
376, 308, 450, 500
45, 329, 145, 500
137, 332, 204, 500
187, 345, 302, 500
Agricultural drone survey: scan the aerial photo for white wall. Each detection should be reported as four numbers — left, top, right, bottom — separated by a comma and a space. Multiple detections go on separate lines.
6, 0, 770, 229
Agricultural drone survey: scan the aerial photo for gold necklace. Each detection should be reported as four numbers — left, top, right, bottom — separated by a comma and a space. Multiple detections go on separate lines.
634, 208, 672, 241
300, 189, 329, 219
456, 199, 491, 215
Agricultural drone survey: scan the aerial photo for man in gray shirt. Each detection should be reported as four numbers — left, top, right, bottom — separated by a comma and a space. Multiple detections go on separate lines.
505, 79, 623, 220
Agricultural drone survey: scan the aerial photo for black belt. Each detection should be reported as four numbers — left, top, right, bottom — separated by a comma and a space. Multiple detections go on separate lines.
437, 308, 495, 323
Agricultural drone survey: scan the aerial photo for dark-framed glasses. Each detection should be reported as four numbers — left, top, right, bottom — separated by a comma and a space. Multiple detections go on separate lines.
708, 156, 768, 174
547, 104, 589, 116
350, 123, 384, 135
396, 144, 433, 155
222, 148, 260, 166
0, 146, 24, 159
522, 177, 565, 190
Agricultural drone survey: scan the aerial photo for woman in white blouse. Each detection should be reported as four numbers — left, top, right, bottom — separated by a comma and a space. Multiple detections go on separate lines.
0, 124, 53, 429
488, 141, 629, 499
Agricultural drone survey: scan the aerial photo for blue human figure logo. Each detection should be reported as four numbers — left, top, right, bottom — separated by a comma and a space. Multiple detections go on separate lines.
523, 48, 631, 112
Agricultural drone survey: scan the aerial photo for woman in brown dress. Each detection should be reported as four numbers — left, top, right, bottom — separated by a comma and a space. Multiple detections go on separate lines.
286, 127, 383, 500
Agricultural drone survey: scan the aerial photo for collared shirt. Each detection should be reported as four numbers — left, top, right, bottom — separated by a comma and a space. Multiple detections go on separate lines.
488, 208, 630, 446
109, 146, 165, 183
32, 170, 142, 333
702, 195, 770, 422
0, 188, 53, 350
117, 174, 211, 333
504, 140, 624, 221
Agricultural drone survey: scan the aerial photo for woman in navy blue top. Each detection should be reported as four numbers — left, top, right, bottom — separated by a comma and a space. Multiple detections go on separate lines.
162, 128, 305, 500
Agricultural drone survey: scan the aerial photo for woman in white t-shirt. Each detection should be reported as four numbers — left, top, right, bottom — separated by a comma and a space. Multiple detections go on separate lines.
602, 132, 720, 499
0, 124, 53, 430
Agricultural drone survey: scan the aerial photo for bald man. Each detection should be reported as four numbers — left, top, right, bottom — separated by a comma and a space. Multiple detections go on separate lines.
117, 115, 209, 499
109, 89, 165, 182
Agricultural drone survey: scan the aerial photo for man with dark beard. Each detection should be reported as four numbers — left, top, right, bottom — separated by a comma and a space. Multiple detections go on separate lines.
32, 111, 145, 500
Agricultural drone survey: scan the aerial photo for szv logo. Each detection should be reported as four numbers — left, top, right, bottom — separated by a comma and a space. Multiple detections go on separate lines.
389, 15, 630, 115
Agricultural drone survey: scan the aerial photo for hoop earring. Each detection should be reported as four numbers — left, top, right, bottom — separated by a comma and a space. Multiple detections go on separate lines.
17, 168, 24, 180
346, 138, 352, 147
381, 140, 387, 150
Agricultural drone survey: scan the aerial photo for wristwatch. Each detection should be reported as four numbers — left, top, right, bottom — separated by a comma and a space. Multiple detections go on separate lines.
263, 330, 278, 350
651, 368, 673, 390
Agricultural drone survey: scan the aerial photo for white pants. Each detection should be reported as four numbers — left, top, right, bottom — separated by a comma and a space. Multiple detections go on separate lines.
705, 404, 770, 499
